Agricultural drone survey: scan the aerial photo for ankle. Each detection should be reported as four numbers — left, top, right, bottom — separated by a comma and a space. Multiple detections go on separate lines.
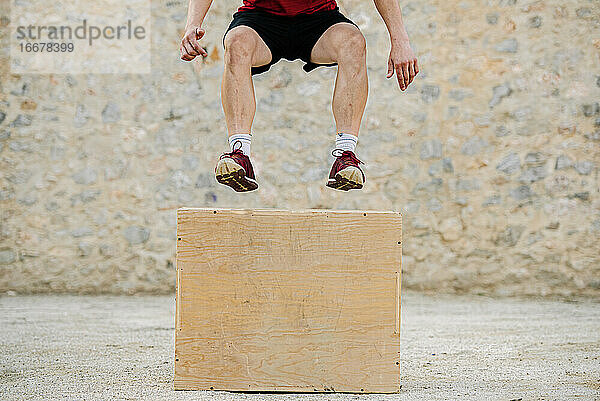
228, 133, 252, 155
334, 132, 358, 153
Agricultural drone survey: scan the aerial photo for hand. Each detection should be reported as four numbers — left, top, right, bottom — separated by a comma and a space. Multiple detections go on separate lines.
180, 26, 208, 61
386, 40, 418, 91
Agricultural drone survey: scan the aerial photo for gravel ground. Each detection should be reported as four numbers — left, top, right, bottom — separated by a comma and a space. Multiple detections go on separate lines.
0, 292, 598, 400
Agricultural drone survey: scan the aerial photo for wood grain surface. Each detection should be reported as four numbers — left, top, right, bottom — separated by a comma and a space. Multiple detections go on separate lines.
175, 208, 402, 393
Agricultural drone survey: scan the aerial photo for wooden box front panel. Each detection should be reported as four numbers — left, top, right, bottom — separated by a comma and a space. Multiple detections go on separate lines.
175, 208, 402, 393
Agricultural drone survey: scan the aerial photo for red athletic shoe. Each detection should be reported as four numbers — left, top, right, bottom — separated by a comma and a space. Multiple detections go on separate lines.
215, 148, 258, 192
326, 149, 365, 191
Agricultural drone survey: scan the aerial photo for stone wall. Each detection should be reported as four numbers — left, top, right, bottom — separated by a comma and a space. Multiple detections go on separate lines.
0, 0, 598, 297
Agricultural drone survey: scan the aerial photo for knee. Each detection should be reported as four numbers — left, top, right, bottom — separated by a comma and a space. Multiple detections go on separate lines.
224, 29, 255, 67
337, 31, 367, 65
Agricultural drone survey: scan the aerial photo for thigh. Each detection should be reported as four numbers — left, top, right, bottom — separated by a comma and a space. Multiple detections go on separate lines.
224, 25, 273, 67
309, 22, 361, 64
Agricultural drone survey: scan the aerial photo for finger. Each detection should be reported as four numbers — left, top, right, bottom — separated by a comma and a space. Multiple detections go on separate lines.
183, 41, 197, 57
386, 58, 394, 78
197, 42, 208, 57
188, 38, 206, 57
395, 65, 405, 90
180, 47, 193, 61
179, 44, 188, 59
408, 61, 416, 84
414, 58, 419, 74
181, 45, 195, 61
402, 62, 410, 87
195, 28, 205, 39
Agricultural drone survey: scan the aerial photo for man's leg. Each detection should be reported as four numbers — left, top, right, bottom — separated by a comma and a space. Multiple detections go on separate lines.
311, 23, 368, 191
310, 22, 368, 137
216, 26, 271, 192
221, 26, 272, 139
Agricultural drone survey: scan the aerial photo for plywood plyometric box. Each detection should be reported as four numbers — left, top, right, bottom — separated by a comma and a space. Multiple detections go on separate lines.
175, 208, 402, 393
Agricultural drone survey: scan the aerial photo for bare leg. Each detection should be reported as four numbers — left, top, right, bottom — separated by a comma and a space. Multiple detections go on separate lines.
310, 23, 368, 136
221, 26, 272, 136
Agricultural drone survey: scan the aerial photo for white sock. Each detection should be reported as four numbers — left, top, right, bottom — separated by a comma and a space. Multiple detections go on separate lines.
335, 132, 358, 152
228, 133, 252, 155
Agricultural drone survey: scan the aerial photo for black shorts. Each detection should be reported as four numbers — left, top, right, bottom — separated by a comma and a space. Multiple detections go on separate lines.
222, 7, 358, 75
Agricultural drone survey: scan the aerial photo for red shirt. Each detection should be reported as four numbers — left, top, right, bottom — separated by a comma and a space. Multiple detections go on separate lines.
238, 0, 338, 16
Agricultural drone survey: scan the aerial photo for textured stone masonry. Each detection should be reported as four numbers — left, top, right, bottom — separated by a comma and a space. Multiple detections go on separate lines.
0, 0, 598, 297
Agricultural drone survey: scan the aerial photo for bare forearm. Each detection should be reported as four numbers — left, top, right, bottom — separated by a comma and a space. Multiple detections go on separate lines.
373, 0, 408, 43
185, 0, 213, 29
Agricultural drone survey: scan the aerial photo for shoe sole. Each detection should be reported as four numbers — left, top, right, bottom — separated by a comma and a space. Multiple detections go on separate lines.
326, 166, 364, 191
215, 158, 258, 192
